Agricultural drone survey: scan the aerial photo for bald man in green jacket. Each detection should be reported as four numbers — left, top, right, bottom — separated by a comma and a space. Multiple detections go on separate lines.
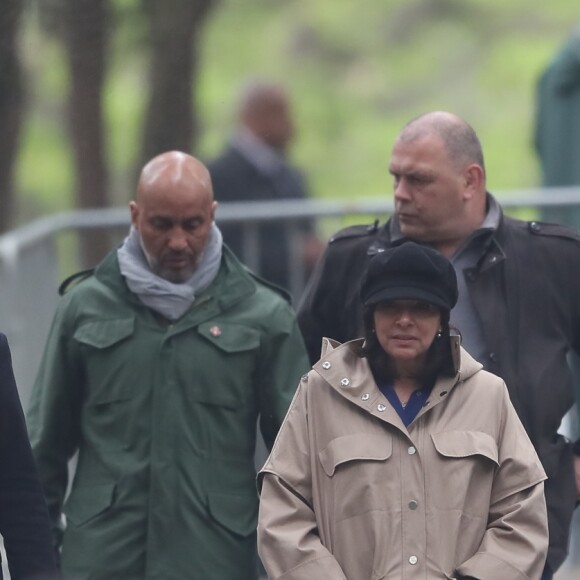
27, 151, 309, 580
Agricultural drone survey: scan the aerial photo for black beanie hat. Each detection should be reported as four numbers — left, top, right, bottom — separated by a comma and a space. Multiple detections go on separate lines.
360, 241, 458, 311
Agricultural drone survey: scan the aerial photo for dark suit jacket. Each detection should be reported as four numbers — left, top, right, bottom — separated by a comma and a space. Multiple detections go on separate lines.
0, 333, 59, 579
209, 144, 313, 290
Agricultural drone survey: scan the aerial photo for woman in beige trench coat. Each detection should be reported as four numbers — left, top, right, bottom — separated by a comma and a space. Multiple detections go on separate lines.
258, 241, 549, 580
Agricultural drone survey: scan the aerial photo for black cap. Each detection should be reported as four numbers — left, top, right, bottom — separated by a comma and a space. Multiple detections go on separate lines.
360, 242, 458, 310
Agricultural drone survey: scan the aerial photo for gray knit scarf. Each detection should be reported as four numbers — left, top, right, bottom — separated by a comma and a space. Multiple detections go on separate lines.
117, 224, 223, 320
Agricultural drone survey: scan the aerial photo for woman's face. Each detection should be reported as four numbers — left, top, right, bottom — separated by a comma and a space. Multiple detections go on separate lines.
373, 299, 442, 373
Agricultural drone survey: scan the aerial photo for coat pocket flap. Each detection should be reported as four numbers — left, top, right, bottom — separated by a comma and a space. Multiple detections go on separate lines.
74, 318, 135, 349
64, 483, 115, 526
319, 434, 392, 477
197, 322, 260, 353
207, 492, 258, 537
431, 430, 499, 465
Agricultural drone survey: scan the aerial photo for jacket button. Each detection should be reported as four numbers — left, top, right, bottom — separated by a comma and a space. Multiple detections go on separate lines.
361, 393, 370, 401
377, 404, 386, 412
322, 361, 331, 369
408, 500, 418, 510
409, 555, 418, 565
340, 378, 350, 387
530, 221, 541, 233
489, 352, 498, 363
408, 446, 416, 455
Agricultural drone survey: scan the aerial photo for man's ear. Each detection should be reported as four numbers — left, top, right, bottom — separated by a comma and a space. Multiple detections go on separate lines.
211, 200, 218, 221
129, 201, 139, 228
463, 164, 485, 199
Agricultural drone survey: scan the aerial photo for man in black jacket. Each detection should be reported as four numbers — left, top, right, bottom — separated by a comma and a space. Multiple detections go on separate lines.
0, 333, 59, 579
208, 81, 323, 294
298, 111, 580, 579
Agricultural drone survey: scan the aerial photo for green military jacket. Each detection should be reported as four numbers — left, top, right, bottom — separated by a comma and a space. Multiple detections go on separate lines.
27, 247, 310, 580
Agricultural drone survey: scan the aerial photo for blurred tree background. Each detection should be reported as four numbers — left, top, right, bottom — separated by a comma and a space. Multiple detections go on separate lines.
3, 0, 580, 233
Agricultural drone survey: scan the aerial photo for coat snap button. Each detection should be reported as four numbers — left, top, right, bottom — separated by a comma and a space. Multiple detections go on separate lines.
361, 393, 370, 401
408, 500, 418, 510
377, 404, 386, 412
322, 361, 331, 369
408, 446, 416, 455
340, 378, 350, 387
409, 555, 418, 565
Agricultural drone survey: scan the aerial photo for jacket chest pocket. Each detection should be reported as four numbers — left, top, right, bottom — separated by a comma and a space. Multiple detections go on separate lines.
318, 433, 395, 520
74, 318, 136, 449
430, 430, 499, 513
186, 322, 261, 408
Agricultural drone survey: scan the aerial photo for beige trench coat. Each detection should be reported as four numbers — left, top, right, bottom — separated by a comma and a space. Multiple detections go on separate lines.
258, 339, 548, 580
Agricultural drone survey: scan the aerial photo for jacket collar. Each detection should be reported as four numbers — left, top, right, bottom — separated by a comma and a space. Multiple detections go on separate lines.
230, 130, 287, 176
378, 193, 507, 272
94, 245, 257, 329
313, 339, 483, 429
387, 192, 501, 244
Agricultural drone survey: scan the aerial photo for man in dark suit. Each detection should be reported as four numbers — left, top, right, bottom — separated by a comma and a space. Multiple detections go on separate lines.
208, 81, 323, 294
0, 333, 59, 579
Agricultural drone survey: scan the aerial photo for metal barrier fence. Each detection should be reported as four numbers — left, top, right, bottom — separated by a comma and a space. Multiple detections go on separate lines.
1, 188, 580, 577
3, 186, 580, 408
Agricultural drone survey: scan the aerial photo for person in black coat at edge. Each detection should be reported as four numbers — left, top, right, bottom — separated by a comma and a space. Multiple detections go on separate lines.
0, 333, 59, 579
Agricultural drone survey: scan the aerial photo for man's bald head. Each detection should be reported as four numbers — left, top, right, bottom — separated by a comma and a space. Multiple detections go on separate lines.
399, 111, 485, 176
136, 151, 213, 204
236, 81, 294, 153
130, 151, 218, 282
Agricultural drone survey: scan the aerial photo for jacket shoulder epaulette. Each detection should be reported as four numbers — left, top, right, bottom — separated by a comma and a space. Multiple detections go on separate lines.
247, 271, 292, 304
329, 220, 380, 244
527, 220, 580, 242
58, 268, 95, 296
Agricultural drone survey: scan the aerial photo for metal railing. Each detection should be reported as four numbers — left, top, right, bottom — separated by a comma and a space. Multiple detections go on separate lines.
2, 186, 580, 407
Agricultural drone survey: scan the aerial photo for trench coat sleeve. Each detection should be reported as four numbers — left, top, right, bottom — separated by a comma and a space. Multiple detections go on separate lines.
258, 382, 348, 580
256, 301, 311, 450
26, 301, 83, 550
455, 384, 549, 580
0, 333, 60, 579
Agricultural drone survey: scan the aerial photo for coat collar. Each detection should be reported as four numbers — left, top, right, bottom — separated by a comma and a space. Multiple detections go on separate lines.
313, 339, 483, 429
94, 245, 257, 330
378, 193, 507, 272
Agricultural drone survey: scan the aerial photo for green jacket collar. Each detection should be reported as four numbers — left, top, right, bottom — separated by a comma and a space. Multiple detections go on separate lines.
94, 245, 257, 324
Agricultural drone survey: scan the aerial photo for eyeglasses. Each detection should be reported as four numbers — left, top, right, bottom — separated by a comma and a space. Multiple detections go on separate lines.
375, 300, 440, 318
